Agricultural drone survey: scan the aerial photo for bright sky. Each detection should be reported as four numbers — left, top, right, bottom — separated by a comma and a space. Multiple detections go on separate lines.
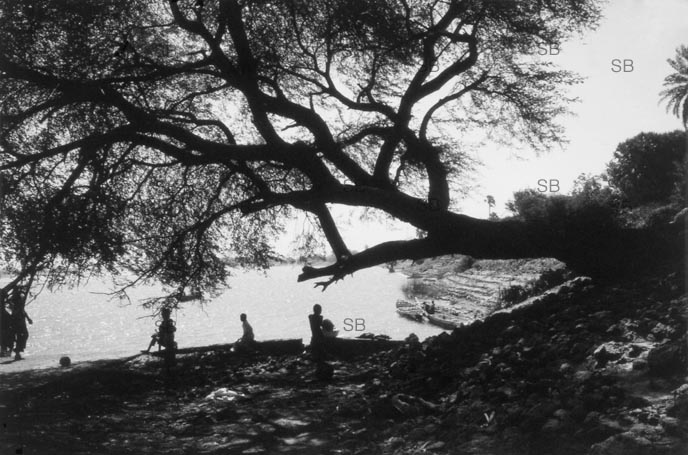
277, 0, 688, 255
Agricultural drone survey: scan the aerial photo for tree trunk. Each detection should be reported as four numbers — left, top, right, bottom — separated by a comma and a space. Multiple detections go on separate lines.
299, 211, 685, 287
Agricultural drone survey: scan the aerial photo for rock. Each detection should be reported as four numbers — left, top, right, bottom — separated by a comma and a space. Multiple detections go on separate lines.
385, 436, 404, 448
666, 393, 688, 419
59, 356, 71, 367
520, 403, 552, 432
628, 344, 646, 358
625, 395, 651, 408
315, 362, 334, 380
405, 333, 420, 346
541, 418, 563, 432
660, 417, 681, 437
632, 360, 648, 371
559, 363, 573, 374
583, 392, 606, 412
426, 441, 446, 450
336, 399, 369, 418
647, 341, 687, 377
651, 322, 675, 341
582, 413, 625, 442
407, 427, 426, 441
589, 430, 685, 455
593, 342, 625, 367
589, 433, 652, 455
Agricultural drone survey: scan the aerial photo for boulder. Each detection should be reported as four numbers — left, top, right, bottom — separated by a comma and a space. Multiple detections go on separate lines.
589, 430, 685, 455
593, 342, 626, 367
647, 340, 687, 377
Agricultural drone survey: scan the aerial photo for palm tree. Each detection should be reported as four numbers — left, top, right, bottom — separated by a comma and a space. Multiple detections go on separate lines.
660, 45, 688, 207
660, 45, 688, 129
486, 195, 496, 218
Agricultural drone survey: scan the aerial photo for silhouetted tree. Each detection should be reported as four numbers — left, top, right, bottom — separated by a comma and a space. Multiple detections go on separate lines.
0, 0, 680, 293
486, 195, 496, 218
606, 131, 685, 206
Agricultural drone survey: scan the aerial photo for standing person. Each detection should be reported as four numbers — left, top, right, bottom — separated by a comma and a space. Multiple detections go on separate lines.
308, 304, 324, 348
308, 304, 333, 379
12, 287, 32, 361
0, 289, 13, 357
308, 303, 325, 362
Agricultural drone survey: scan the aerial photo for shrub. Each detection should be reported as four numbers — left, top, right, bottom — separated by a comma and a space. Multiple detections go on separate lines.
498, 284, 529, 307
607, 130, 686, 206
507, 189, 620, 235
401, 278, 441, 299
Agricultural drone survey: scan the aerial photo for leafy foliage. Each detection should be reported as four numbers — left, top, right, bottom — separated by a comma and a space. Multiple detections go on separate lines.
0, 0, 604, 296
606, 131, 686, 206
660, 44, 688, 128
506, 188, 619, 235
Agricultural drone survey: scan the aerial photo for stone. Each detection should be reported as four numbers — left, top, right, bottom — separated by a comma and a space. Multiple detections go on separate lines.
628, 344, 646, 358
589, 430, 684, 455
647, 341, 687, 377
666, 393, 688, 419
559, 362, 573, 374
426, 441, 446, 450
632, 360, 647, 371
593, 342, 626, 367
405, 333, 420, 344
59, 356, 71, 367
589, 433, 652, 455
541, 418, 563, 432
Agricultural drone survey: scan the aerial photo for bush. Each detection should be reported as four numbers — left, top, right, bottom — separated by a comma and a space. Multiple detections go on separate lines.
607, 130, 686, 206
401, 278, 441, 299
498, 284, 529, 307
497, 268, 570, 309
507, 189, 620, 235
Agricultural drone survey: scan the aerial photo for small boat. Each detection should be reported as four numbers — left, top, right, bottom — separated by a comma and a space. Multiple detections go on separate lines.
148, 338, 305, 357
426, 313, 459, 330
396, 299, 426, 322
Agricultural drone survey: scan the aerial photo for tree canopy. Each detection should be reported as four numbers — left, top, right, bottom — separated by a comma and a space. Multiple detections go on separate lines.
607, 130, 685, 207
5, 0, 676, 298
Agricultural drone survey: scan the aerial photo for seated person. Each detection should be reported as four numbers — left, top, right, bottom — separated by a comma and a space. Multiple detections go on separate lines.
237, 313, 255, 344
145, 307, 176, 353
321, 318, 338, 338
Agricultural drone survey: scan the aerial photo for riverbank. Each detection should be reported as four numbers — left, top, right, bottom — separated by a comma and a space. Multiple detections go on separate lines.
395, 255, 570, 328
0, 265, 445, 373
1, 265, 685, 454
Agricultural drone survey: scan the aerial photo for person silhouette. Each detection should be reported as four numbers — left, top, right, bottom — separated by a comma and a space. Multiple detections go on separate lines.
308, 304, 324, 347
11, 287, 32, 361
308, 304, 333, 379
235, 313, 257, 351
1, 292, 13, 357
145, 307, 176, 353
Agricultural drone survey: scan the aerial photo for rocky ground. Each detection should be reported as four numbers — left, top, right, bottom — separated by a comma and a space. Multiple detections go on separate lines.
1, 266, 686, 454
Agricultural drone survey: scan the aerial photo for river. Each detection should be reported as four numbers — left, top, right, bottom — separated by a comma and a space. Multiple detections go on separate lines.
0, 265, 447, 373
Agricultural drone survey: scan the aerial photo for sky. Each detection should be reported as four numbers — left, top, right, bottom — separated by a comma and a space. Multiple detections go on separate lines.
277, 0, 688, 255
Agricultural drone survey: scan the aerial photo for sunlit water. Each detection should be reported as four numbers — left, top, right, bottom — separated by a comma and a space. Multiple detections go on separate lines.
1, 265, 448, 373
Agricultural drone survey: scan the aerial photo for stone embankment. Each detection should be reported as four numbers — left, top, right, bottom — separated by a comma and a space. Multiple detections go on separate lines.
374, 270, 687, 454
397, 256, 569, 326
